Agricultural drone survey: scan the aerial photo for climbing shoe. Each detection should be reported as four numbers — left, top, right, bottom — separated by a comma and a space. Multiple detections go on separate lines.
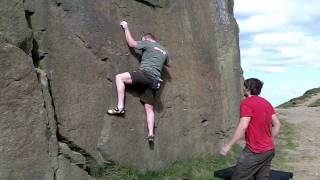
107, 107, 125, 115
147, 135, 154, 143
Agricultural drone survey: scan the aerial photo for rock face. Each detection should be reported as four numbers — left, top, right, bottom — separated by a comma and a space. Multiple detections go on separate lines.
0, 0, 242, 178
0, 0, 33, 53
0, 43, 56, 179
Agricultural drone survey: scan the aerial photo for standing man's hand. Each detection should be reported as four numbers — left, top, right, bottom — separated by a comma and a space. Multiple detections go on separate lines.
219, 144, 231, 156
120, 21, 128, 30
219, 117, 250, 156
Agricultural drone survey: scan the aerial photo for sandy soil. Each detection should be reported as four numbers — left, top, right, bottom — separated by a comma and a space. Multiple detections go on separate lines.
276, 94, 320, 180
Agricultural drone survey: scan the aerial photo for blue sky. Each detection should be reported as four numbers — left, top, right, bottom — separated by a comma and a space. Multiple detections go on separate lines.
234, 0, 320, 106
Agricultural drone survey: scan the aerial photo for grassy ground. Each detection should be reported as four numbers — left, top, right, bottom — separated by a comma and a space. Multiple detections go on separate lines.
91, 118, 296, 179
271, 120, 297, 171
308, 98, 320, 107
277, 87, 320, 108
93, 145, 242, 180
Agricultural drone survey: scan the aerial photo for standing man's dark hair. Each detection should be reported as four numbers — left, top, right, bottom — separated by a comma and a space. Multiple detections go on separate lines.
244, 78, 264, 95
220, 78, 281, 180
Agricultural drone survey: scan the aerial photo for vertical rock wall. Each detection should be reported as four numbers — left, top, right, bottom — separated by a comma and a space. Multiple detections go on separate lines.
0, 0, 242, 178
0, 0, 56, 179
0, 43, 55, 179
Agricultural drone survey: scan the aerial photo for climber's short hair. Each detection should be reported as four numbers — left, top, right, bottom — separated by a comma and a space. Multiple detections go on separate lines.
244, 78, 264, 95
142, 32, 156, 41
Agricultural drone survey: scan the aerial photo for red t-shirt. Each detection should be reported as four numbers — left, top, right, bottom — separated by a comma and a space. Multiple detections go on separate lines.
240, 95, 275, 153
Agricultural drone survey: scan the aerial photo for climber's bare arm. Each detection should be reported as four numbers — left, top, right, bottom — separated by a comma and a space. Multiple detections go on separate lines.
120, 21, 138, 48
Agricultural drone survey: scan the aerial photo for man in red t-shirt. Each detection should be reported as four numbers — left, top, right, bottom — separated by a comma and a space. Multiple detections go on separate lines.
220, 78, 281, 180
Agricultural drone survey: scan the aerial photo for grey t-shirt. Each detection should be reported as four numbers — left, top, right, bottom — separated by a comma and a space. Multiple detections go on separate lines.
136, 40, 169, 78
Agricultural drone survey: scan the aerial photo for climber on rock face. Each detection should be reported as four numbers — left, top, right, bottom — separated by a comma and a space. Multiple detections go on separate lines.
107, 20, 170, 143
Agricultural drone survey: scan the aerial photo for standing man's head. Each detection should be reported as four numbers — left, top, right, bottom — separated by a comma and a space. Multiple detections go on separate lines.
142, 32, 156, 42
244, 78, 264, 97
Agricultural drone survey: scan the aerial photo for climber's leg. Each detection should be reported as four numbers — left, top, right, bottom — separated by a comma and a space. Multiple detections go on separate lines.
107, 72, 132, 115
115, 72, 132, 110
140, 86, 156, 142
144, 103, 155, 138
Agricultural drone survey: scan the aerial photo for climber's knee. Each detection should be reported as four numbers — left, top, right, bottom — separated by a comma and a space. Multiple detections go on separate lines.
115, 74, 123, 83
144, 103, 154, 113
116, 72, 132, 84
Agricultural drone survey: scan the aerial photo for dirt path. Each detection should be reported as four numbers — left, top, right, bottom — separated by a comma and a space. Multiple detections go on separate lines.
276, 102, 320, 180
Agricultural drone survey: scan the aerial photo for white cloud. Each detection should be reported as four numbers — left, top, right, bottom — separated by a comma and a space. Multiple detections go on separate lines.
235, 0, 320, 23
266, 66, 287, 73
236, 1, 320, 106
235, 0, 288, 15
235, 0, 320, 36
253, 32, 305, 46
252, 66, 287, 73
279, 85, 290, 91
235, 0, 320, 73
237, 15, 286, 33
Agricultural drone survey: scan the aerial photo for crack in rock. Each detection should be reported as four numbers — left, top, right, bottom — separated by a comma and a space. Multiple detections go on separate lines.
46, 77, 100, 176
57, 134, 101, 175
134, 0, 162, 8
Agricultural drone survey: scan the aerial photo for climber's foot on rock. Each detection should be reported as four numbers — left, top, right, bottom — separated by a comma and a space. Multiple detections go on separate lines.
107, 107, 125, 116
147, 135, 154, 149
148, 135, 154, 143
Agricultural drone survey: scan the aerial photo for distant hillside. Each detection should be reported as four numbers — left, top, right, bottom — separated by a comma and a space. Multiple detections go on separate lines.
277, 87, 320, 108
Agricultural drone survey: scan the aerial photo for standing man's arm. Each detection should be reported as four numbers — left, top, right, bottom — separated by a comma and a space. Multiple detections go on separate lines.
120, 21, 138, 48
271, 114, 281, 139
219, 117, 251, 156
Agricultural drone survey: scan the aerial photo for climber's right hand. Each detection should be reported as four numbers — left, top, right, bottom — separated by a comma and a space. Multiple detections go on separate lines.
120, 21, 128, 30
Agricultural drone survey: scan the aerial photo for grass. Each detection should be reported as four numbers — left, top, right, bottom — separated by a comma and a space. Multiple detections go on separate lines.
279, 121, 298, 150
93, 145, 243, 180
308, 98, 320, 107
91, 119, 298, 179
271, 120, 298, 171
277, 87, 320, 108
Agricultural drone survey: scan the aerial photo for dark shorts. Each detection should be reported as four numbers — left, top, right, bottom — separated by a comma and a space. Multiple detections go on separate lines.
129, 70, 156, 106
232, 147, 275, 180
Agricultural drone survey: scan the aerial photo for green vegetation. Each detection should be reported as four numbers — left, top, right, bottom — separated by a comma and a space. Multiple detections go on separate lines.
308, 98, 320, 107
94, 145, 242, 180
91, 120, 298, 179
277, 87, 320, 108
279, 121, 298, 150
45, 127, 53, 140
271, 120, 297, 171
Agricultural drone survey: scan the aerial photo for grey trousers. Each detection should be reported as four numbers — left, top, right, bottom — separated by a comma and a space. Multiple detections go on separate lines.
231, 147, 275, 180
